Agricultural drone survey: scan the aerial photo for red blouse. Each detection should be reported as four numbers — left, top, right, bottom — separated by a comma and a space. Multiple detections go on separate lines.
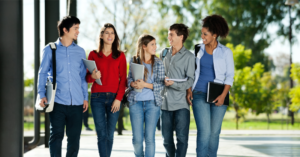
86, 51, 127, 101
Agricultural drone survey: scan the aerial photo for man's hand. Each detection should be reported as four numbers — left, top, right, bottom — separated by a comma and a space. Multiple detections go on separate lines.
136, 79, 145, 89
186, 88, 193, 106
83, 100, 88, 112
213, 95, 225, 106
91, 69, 101, 79
39, 97, 48, 108
111, 99, 121, 113
164, 77, 174, 86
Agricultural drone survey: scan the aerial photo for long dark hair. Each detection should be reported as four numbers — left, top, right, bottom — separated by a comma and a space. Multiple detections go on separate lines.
134, 34, 156, 81
96, 23, 121, 59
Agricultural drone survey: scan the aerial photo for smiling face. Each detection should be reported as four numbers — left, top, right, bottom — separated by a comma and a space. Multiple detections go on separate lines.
101, 27, 115, 45
143, 39, 157, 56
64, 24, 79, 40
168, 30, 183, 46
201, 27, 217, 45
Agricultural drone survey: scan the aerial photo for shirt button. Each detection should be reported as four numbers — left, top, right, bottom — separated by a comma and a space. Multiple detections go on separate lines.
68, 63, 70, 64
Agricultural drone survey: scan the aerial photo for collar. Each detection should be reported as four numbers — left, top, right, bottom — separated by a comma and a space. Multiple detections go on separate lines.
55, 38, 76, 47
170, 46, 186, 54
198, 40, 222, 48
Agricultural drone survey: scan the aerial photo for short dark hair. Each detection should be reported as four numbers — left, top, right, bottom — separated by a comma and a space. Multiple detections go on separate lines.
169, 23, 189, 43
57, 16, 80, 37
202, 14, 229, 39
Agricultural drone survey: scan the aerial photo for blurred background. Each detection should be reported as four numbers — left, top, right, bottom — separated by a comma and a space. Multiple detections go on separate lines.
22, 0, 300, 135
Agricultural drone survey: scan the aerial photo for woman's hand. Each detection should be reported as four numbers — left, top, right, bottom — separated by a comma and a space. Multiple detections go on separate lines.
186, 88, 193, 106
91, 69, 101, 79
213, 95, 225, 106
111, 99, 121, 113
136, 79, 145, 89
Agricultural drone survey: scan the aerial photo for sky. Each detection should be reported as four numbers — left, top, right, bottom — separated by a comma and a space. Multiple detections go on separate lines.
23, 0, 300, 79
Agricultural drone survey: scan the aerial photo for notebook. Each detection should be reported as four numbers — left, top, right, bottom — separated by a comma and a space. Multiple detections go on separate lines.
207, 82, 229, 105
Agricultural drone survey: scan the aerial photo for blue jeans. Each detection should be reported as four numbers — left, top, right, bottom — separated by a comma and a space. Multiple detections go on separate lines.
91, 92, 120, 157
49, 103, 83, 157
192, 91, 227, 157
129, 100, 160, 157
161, 108, 190, 157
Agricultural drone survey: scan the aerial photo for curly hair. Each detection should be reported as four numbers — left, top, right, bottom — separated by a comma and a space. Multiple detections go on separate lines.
169, 23, 189, 43
202, 14, 229, 39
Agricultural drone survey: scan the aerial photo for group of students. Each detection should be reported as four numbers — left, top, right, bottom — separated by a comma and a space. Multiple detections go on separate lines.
38, 14, 234, 157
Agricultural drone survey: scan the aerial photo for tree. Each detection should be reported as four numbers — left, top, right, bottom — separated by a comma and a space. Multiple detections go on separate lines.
289, 63, 300, 112
228, 43, 280, 129
155, 0, 300, 71
81, 0, 156, 56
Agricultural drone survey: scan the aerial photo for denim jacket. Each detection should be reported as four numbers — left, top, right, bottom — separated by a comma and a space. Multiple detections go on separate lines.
192, 41, 234, 91
127, 57, 165, 106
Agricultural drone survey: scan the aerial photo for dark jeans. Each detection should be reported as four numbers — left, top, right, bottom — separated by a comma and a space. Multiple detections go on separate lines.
49, 103, 83, 157
161, 108, 190, 157
91, 92, 119, 157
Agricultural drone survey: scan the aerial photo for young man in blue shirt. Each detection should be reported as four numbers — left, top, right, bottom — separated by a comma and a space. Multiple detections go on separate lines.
38, 16, 88, 157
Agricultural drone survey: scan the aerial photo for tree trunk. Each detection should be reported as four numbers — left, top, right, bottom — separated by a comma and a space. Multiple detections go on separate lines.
233, 102, 239, 130
267, 113, 270, 130
291, 111, 294, 125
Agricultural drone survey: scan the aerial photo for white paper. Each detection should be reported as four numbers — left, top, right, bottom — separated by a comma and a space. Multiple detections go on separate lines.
166, 77, 188, 82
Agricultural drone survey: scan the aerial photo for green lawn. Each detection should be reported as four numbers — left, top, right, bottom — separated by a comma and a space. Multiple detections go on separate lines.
24, 110, 300, 131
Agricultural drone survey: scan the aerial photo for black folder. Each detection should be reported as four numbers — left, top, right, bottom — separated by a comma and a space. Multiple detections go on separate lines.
207, 82, 229, 106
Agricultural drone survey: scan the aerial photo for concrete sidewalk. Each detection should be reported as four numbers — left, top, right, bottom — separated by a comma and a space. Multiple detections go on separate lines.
24, 130, 300, 157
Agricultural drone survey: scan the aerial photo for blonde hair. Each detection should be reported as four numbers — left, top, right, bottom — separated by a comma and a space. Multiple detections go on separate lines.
134, 34, 156, 82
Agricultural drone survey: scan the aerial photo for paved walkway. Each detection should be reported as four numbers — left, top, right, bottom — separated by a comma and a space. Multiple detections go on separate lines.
24, 130, 300, 157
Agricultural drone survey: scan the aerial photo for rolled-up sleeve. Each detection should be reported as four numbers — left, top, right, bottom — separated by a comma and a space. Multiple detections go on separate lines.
224, 48, 234, 86
153, 60, 165, 94
169, 54, 195, 91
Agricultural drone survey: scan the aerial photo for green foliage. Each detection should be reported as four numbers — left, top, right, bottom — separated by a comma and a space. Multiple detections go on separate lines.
227, 43, 252, 70
228, 43, 283, 129
155, 0, 300, 71
24, 78, 34, 87
289, 63, 300, 111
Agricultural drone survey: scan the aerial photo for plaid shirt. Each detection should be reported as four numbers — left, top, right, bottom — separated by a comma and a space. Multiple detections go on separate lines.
127, 57, 165, 106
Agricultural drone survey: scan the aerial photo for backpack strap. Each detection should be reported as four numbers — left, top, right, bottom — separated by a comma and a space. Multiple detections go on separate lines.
194, 44, 201, 57
49, 42, 57, 90
161, 48, 169, 61
194, 44, 201, 70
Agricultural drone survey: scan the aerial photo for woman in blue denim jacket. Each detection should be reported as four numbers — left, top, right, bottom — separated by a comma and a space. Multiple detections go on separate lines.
127, 34, 165, 157
186, 15, 234, 157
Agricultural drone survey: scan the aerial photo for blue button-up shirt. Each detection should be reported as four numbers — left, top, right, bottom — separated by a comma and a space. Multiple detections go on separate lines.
38, 38, 88, 105
192, 41, 235, 91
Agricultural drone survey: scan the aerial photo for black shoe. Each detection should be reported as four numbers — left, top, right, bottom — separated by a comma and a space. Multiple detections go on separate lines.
85, 127, 93, 131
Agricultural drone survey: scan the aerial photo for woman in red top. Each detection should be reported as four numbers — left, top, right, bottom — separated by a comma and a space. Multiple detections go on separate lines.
86, 23, 127, 157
